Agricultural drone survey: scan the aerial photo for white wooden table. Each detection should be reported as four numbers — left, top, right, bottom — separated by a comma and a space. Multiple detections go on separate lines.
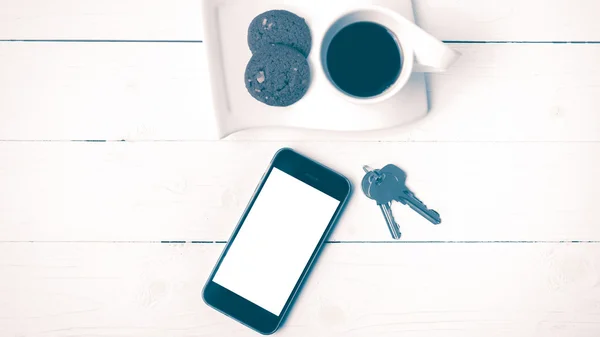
2, 1, 600, 336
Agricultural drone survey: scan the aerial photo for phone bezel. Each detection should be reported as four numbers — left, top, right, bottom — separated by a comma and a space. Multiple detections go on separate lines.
202, 148, 352, 335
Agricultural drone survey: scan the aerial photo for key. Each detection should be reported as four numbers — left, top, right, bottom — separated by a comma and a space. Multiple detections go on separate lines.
379, 164, 442, 225
361, 167, 401, 239
361, 166, 402, 239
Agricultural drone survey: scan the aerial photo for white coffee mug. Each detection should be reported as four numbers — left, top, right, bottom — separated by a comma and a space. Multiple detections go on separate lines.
321, 6, 460, 104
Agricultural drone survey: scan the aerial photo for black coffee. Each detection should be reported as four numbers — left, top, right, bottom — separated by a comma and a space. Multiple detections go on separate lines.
326, 21, 402, 98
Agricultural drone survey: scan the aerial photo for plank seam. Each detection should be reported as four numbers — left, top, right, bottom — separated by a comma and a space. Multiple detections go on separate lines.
2, 140, 600, 143
444, 40, 600, 44
0, 241, 599, 244
0, 39, 204, 43
1, 39, 600, 44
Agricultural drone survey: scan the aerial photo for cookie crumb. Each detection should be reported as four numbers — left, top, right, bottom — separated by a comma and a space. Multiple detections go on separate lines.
255, 89, 261, 92
293, 68, 297, 71
267, 23, 273, 29
257, 71, 265, 83
262, 18, 267, 26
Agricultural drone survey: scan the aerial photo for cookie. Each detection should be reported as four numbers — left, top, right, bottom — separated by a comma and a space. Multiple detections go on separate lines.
244, 44, 310, 107
248, 10, 312, 57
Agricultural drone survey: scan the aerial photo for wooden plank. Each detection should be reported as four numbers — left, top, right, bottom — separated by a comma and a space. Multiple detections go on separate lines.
1, 141, 598, 242
1, 0, 599, 41
0, 0, 204, 41
232, 42, 600, 141
2, 242, 599, 336
1, 42, 600, 141
0, 42, 218, 141
413, 0, 600, 41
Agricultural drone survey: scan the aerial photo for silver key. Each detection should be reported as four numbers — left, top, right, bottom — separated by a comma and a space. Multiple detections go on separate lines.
379, 164, 441, 225
361, 166, 402, 239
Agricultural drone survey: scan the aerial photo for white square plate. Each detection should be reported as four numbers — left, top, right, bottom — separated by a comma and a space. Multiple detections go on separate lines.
202, 0, 428, 139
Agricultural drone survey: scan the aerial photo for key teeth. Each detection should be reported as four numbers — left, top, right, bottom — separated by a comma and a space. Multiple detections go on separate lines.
431, 210, 442, 225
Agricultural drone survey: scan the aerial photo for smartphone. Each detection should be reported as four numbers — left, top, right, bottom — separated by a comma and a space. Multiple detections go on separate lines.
202, 148, 352, 334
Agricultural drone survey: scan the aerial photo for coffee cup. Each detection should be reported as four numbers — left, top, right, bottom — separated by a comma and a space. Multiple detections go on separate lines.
321, 7, 460, 104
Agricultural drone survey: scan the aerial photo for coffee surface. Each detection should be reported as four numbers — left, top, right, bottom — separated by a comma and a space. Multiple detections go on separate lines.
326, 21, 402, 98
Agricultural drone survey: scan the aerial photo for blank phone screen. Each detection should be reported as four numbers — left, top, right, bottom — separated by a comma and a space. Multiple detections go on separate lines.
213, 167, 340, 316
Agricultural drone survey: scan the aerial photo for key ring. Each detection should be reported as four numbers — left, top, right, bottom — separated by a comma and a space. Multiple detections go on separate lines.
363, 165, 385, 185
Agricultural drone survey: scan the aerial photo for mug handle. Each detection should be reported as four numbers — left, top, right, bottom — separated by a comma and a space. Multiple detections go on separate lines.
393, 12, 461, 73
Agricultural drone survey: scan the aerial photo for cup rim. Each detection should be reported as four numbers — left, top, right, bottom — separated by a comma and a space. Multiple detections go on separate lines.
320, 8, 414, 104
